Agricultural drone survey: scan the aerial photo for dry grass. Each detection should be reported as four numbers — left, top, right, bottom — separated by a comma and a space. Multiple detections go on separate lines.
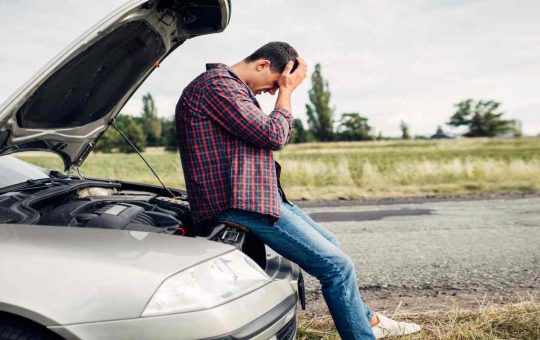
298, 301, 540, 339
280, 157, 540, 200
276, 137, 540, 200
16, 137, 540, 200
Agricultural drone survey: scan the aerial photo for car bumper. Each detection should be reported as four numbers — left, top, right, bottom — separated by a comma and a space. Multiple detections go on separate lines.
49, 280, 297, 340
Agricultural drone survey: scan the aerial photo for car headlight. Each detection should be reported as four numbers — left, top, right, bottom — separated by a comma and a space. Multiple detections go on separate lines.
142, 250, 271, 316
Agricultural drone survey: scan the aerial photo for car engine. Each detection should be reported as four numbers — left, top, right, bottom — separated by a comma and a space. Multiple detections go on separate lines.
41, 200, 182, 234
0, 182, 192, 236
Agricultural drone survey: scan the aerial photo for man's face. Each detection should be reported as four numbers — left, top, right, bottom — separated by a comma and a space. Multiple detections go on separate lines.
249, 60, 281, 96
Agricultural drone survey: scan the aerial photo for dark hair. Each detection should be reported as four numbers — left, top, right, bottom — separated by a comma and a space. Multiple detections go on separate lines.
244, 41, 299, 73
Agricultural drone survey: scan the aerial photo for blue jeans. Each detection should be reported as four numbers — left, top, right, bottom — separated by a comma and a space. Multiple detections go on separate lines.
215, 198, 375, 340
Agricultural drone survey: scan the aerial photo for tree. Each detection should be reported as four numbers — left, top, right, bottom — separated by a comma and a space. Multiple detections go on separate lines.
305, 64, 334, 141
93, 114, 146, 153
436, 125, 444, 135
510, 119, 522, 137
335, 112, 372, 141
289, 118, 309, 143
93, 128, 118, 153
447, 99, 515, 137
112, 114, 146, 153
142, 93, 162, 146
400, 120, 411, 140
161, 118, 178, 151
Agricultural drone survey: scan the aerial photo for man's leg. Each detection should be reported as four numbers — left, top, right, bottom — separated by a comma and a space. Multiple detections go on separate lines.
280, 200, 375, 322
216, 202, 376, 340
282, 201, 341, 246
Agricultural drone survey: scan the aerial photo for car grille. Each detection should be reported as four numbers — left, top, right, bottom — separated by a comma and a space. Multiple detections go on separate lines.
275, 316, 297, 340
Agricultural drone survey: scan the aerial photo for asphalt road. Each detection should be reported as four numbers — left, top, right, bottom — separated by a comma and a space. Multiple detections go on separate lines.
293, 196, 540, 314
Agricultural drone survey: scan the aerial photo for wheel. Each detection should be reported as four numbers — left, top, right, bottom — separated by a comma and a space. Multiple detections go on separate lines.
0, 317, 61, 340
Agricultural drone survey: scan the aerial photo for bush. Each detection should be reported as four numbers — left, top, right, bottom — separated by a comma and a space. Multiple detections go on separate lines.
93, 114, 146, 153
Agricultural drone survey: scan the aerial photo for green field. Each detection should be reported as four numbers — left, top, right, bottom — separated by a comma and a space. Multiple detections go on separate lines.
17, 137, 540, 200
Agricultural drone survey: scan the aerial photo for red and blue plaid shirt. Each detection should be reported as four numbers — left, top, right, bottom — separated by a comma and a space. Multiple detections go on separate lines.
175, 63, 294, 225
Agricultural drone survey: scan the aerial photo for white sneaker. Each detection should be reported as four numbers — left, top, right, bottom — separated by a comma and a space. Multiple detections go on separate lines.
371, 313, 421, 339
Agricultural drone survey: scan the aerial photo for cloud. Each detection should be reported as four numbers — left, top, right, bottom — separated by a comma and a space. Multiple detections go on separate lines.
0, 0, 539, 136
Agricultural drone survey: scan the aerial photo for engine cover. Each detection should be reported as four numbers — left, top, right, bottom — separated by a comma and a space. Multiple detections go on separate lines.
42, 200, 181, 233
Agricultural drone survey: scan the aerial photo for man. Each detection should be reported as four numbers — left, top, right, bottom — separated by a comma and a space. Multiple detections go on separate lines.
175, 41, 421, 339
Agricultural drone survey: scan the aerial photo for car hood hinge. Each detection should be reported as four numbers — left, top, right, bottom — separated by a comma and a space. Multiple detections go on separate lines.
67, 164, 85, 180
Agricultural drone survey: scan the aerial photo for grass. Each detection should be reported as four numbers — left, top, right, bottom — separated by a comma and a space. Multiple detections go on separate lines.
298, 301, 540, 339
16, 137, 540, 200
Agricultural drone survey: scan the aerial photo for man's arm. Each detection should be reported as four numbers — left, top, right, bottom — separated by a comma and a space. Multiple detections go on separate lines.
203, 75, 293, 150
203, 58, 308, 150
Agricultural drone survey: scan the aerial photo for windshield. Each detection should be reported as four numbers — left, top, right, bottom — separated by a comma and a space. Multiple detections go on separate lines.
0, 155, 49, 188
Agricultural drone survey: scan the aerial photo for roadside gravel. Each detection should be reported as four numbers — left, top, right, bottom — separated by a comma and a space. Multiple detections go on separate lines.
291, 195, 540, 316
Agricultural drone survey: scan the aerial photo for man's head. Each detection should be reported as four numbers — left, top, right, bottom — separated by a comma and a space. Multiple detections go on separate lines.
232, 41, 298, 95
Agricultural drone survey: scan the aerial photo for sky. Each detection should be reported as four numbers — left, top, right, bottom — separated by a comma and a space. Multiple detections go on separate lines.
0, 0, 539, 137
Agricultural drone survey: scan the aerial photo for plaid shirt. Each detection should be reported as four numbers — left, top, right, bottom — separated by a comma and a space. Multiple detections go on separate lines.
175, 63, 294, 225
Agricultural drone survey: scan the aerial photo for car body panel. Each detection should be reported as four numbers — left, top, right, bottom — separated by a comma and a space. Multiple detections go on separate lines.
0, 0, 230, 171
0, 224, 235, 325
49, 281, 296, 340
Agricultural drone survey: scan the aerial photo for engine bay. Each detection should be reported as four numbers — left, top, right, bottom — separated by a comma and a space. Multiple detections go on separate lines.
0, 180, 193, 235
42, 195, 186, 235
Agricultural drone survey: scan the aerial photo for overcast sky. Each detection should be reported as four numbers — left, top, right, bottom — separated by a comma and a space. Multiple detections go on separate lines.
1, 0, 539, 136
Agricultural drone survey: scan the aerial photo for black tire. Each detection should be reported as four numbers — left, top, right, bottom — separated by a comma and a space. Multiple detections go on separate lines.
0, 317, 61, 340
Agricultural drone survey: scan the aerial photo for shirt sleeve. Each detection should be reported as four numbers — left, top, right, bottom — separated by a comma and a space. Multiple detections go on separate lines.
202, 73, 294, 150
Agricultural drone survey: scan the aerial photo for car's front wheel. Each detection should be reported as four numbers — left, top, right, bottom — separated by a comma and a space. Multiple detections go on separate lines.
0, 316, 61, 340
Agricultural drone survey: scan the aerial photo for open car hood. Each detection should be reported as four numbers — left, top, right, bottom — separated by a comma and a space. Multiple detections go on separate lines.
0, 0, 230, 171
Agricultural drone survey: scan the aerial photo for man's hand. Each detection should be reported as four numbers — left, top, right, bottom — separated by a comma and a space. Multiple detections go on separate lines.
274, 57, 308, 113
278, 57, 308, 94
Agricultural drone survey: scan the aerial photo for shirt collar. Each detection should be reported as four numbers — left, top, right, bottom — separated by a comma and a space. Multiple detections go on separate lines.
206, 63, 230, 71
206, 63, 259, 101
